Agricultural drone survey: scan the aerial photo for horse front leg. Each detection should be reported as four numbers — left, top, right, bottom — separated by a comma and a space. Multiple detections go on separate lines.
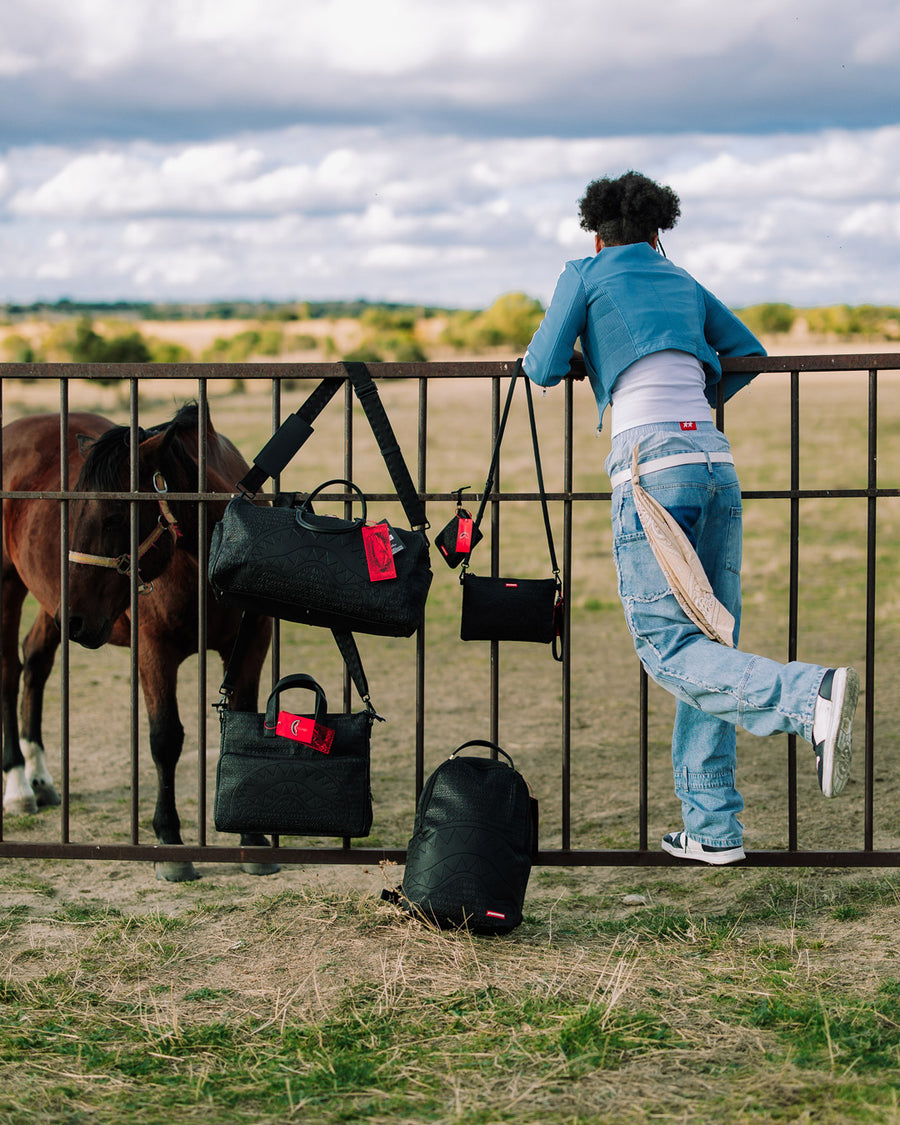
20, 610, 63, 808
138, 647, 199, 882
2, 572, 34, 814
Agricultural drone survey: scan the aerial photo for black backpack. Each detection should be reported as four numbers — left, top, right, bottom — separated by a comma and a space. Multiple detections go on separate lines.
398, 740, 538, 935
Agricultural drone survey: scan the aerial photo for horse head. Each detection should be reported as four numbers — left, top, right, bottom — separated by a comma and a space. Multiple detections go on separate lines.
66, 408, 198, 648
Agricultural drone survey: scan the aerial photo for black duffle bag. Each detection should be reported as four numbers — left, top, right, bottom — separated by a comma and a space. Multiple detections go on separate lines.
397, 740, 538, 935
209, 479, 431, 636
214, 673, 375, 838
208, 361, 432, 635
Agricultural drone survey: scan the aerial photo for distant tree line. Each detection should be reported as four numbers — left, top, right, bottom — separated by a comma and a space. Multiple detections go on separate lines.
736, 302, 900, 340
0, 297, 453, 323
3, 298, 899, 373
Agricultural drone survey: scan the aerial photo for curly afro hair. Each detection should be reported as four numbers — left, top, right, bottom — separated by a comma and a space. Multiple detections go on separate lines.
578, 171, 680, 245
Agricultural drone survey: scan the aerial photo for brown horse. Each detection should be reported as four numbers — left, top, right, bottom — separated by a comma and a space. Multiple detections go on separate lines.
1, 401, 274, 881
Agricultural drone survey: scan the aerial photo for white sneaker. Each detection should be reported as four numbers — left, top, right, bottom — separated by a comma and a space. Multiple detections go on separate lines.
661, 831, 745, 865
812, 667, 859, 798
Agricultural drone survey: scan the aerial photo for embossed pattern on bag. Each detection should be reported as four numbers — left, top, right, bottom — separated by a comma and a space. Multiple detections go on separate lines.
215, 676, 373, 837
401, 742, 538, 935
209, 492, 432, 635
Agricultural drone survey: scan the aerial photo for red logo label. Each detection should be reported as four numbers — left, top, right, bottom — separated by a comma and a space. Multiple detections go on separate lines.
361, 523, 397, 582
485, 910, 506, 920
274, 712, 334, 753
680, 421, 697, 431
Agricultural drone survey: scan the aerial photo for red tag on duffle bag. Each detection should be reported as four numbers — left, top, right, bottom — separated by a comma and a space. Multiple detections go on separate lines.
361, 522, 397, 582
274, 712, 335, 753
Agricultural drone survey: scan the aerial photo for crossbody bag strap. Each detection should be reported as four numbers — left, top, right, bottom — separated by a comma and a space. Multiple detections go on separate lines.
524, 376, 560, 580
469, 359, 522, 537
466, 359, 559, 580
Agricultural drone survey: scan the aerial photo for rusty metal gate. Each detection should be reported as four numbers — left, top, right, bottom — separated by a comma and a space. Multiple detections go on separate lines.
2, 354, 899, 868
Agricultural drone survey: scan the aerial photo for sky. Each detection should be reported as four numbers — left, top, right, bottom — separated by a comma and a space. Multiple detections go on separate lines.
1, 0, 899, 311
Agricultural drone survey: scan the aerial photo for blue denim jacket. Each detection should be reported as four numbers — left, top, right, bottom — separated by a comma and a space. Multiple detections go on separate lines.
523, 242, 766, 430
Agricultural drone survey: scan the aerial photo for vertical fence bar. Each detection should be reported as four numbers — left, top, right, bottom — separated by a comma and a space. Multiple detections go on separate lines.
129, 379, 141, 844
58, 379, 71, 842
341, 377, 353, 849
639, 667, 649, 850
270, 377, 283, 692
196, 380, 209, 846
864, 368, 877, 850
787, 370, 800, 850
342, 378, 353, 718
489, 375, 501, 749
561, 378, 574, 849
0, 374, 3, 841
416, 376, 428, 796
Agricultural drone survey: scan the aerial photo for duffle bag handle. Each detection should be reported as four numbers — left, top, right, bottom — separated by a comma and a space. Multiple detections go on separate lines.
296, 479, 367, 533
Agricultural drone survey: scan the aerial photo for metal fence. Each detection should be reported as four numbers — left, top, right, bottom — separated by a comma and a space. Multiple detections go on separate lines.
2, 354, 899, 869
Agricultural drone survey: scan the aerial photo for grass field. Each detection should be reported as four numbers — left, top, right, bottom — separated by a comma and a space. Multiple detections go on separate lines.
2, 360, 900, 1122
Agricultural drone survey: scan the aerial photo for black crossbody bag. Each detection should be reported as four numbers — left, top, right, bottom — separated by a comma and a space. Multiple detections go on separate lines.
459, 361, 564, 660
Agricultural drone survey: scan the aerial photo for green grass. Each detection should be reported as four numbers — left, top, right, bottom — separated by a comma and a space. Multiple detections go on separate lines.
3, 879, 900, 1124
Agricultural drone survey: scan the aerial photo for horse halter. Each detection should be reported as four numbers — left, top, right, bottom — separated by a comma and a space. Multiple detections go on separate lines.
68, 471, 181, 594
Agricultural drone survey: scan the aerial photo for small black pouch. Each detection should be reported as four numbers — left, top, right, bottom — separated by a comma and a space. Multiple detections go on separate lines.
435, 487, 483, 568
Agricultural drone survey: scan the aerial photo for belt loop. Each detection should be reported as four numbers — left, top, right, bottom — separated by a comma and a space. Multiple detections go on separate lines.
704, 451, 713, 476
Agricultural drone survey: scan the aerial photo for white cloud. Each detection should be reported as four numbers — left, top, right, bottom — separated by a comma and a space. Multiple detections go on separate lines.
0, 1, 898, 308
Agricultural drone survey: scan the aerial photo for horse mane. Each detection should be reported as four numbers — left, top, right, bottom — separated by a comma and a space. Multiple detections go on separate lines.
76, 402, 201, 491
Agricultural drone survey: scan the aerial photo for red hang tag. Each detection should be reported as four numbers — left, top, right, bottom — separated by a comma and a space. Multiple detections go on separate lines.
361, 522, 397, 582
455, 516, 474, 553
275, 712, 335, 753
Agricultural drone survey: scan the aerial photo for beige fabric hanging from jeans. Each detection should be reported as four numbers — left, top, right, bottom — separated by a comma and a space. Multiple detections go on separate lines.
629, 444, 735, 647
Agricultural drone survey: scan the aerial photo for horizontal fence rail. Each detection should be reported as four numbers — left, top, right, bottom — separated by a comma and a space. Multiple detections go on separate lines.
1, 355, 899, 870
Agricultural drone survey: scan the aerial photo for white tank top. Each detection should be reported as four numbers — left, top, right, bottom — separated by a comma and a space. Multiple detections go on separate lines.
609, 350, 711, 436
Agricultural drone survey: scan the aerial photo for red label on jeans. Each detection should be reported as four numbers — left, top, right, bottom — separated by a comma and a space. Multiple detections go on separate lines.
275, 712, 334, 753
455, 516, 473, 553
361, 522, 397, 581
680, 421, 697, 431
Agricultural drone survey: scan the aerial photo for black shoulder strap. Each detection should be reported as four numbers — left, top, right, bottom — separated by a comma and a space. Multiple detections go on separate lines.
218, 613, 378, 717
236, 362, 427, 531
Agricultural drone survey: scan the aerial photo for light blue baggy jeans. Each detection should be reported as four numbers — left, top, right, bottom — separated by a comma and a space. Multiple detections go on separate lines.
605, 421, 827, 848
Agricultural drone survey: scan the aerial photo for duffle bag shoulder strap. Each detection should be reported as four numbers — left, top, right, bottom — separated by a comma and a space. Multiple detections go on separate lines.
235, 362, 427, 532
218, 612, 380, 719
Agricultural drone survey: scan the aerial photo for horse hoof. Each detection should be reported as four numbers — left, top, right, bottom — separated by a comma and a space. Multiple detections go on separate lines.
31, 779, 62, 808
155, 861, 200, 882
241, 861, 281, 876
3, 794, 38, 816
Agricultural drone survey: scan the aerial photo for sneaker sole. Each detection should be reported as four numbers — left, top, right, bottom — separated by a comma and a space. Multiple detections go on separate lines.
661, 836, 746, 865
820, 667, 859, 798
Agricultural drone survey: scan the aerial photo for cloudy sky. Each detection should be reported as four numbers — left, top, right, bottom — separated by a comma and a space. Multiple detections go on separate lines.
1, 0, 898, 310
